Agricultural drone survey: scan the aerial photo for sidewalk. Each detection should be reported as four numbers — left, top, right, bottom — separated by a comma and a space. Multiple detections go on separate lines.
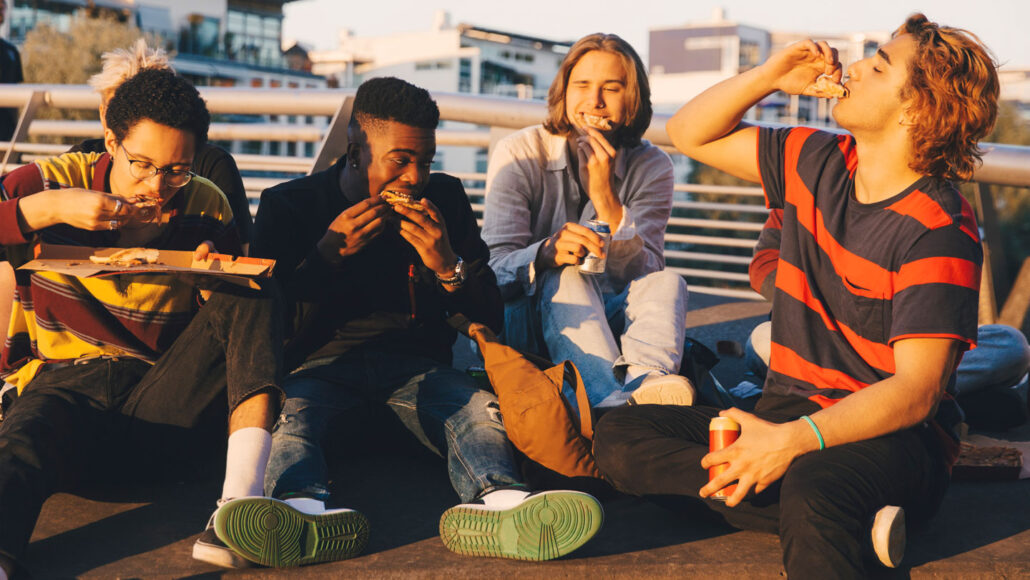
21, 295, 1030, 578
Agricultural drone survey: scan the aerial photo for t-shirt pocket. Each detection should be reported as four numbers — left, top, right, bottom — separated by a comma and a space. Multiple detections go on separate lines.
840, 274, 890, 344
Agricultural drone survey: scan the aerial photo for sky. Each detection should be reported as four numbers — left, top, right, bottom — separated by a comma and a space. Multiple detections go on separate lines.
282, 0, 1030, 69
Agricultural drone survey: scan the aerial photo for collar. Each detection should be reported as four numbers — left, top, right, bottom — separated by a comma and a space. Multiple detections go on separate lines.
93, 152, 113, 192
540, 127, 630, 181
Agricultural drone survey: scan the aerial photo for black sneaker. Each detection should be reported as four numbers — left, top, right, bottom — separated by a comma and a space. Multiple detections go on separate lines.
192, 512, 253, 569
870, 505, 905, 568
439, 488, 603, 561
214, 497, 369, 568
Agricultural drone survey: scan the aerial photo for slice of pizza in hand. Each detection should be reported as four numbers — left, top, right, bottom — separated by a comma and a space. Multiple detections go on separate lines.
89, 247, 161, 267
380, 190, 427, 212
579, 112, 613, 131
810, 76, 848, 99
129, 195, 163, 223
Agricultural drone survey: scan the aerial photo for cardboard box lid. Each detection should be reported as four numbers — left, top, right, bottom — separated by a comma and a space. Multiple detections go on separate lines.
18, 244, 276, 289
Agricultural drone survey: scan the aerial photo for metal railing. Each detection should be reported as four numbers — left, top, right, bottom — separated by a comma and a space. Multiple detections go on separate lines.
1, 85, 1028, 302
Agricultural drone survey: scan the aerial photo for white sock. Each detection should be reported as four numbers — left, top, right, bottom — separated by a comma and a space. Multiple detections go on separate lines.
624, 366, 657, 385
285, 497, 330, 514
220, 427, 272, 500
0, 564, 8, 580
477, 488, 530, 508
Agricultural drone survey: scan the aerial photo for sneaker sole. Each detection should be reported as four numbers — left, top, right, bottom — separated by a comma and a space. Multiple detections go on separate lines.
871, 505, 905, 568
439, 491, 603, 561
214, 498, 369, 568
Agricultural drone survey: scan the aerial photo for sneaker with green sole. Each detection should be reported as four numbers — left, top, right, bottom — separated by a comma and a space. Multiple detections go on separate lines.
439, 489, 603, 561
213, 497, 369, 567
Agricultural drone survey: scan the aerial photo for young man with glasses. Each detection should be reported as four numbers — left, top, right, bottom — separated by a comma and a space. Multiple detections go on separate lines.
0, 68, 283, 577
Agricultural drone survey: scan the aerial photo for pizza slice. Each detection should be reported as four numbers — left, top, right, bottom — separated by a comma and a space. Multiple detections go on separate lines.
811, 76, 848, 99
89, 247, 161, 267
380, 190, 426, 212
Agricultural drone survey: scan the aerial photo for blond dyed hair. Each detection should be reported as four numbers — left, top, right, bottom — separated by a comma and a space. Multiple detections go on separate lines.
88, 38, 171, 104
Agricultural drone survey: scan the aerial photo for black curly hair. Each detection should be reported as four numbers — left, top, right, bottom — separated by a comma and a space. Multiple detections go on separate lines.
348, 76, 439, 133
105, 68, 210, 146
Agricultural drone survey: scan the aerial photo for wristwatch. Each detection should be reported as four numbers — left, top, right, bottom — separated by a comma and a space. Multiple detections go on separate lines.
436, 256, 467, 287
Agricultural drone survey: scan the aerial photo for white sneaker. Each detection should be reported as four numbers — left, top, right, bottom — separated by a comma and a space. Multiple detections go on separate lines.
628, 373, 696, 406
214, 496, 369, 568
871, 505, 905, 568
439, 488, 603, 561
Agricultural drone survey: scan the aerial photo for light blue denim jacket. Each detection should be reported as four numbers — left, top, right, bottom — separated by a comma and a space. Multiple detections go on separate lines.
483, 125, 674, 299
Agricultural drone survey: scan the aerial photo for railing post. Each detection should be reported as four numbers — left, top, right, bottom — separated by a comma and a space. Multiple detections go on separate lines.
973, 182, 1009, 322
1, 90, 46, 175
309, 95, 353, 175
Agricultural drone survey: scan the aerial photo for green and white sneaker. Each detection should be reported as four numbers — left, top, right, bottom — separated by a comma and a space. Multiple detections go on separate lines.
213, 496, 369, 567
439, 489, 603, 561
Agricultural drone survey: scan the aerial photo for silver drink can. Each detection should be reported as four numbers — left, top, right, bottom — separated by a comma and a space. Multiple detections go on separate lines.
579, 220, 611, 275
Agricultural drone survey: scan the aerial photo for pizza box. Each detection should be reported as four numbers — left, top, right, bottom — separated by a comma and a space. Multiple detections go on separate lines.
18, 244, 275, 289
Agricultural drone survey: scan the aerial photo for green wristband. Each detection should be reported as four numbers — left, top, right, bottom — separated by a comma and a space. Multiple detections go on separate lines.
801, 415, 825, 450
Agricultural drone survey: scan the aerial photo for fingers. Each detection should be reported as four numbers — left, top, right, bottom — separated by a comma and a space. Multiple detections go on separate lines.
580, 128, 616, 158
552, 224, 604, 265
193, 240, 216, 261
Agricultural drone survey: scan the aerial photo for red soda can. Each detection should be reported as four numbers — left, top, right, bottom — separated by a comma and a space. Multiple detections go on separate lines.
708, 416, 740, 500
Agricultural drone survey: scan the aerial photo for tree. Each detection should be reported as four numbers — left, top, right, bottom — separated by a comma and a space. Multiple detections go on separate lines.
963, 101, 1030, 284
20, 12, 146, 123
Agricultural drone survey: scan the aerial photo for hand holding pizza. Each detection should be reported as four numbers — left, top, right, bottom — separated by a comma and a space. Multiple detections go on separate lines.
390, 197, 459, 278
763, 39, 843, 97
316, 197, 393, 264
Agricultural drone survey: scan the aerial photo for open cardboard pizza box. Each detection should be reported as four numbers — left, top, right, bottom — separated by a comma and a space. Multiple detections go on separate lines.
18, 244, 275, 289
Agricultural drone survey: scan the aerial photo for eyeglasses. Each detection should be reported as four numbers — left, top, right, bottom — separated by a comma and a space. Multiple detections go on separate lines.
120, 145, 195, 188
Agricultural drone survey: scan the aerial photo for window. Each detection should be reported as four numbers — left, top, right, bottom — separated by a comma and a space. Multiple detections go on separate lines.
459, 58, 472, 93
226, 8, 284, 67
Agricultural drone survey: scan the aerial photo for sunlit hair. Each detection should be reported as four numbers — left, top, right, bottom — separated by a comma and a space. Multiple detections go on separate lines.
544, 33, 652, 149
88, 38, 171, 104
895, 13, 999, 181
106, 69, 209, 147
348, 76, 440, 136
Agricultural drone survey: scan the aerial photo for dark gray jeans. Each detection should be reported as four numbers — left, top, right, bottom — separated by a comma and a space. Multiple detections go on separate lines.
593, 394, 951, 579
0, 282, 284, 571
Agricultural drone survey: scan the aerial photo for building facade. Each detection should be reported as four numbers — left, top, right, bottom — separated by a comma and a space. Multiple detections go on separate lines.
308, 11, 571, 176
9, 0, 327, 158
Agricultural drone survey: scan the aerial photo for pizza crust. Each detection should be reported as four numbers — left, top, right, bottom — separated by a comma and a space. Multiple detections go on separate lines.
580, 113, 613, 130
811, 76, 848, 99
380, 190, 426, 212
89, 247, 161, 267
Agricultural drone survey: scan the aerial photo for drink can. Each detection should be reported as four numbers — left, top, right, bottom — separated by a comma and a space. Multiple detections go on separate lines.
579, 220, 611, 275
708, 416, 740, 500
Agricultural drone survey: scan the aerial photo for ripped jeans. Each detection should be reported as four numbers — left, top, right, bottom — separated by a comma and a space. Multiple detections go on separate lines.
264, 349, 523, 504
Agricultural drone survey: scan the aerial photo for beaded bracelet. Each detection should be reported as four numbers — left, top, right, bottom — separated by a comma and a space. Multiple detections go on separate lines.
800, 415, 825, 450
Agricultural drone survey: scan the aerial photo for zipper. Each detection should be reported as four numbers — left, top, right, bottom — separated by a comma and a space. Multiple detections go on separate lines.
407, 262, 417, 323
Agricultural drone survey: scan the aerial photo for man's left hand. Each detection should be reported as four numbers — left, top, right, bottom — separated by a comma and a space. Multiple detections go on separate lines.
699, 407, 812, 507
576, 127, 623, 227
192, 240, 218, 302
392, 199, 459, 279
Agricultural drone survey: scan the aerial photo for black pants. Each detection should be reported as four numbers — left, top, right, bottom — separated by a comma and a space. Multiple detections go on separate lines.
593, 394, 951, 579
0, 282, 284, 569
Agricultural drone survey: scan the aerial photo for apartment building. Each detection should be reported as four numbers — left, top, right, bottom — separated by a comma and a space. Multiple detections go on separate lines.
308, 11, 571, 176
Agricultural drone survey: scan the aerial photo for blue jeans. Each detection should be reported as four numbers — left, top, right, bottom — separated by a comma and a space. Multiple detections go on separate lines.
265, 350, 523, 504
503, 267, 688, 408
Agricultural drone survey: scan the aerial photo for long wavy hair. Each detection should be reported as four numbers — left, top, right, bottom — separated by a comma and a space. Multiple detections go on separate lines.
896, 13, 999, 181
543, 33, 652, 149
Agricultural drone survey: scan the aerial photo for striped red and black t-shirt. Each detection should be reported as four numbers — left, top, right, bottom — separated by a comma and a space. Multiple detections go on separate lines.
757, 127, 982, 409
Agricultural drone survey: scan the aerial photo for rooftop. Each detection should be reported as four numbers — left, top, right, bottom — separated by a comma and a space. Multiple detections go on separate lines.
20, 294, 1030, 578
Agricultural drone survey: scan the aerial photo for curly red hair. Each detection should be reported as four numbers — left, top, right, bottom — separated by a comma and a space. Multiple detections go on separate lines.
896, 13, 999, 181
